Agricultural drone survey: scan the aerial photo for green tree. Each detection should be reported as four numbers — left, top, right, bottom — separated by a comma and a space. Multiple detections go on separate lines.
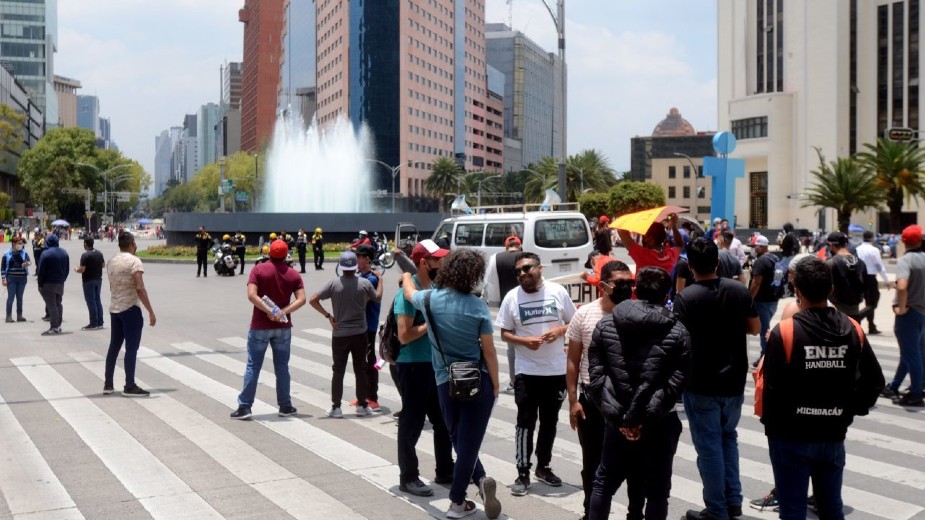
803, 157, 883, 234
17, 128, 98, 214
426, 157, 463, 210
609, 181, 666, 216
566, 149, 620, 200
577, 192, 611, 221
0, 104, 26, 172
856, 138, 925, 232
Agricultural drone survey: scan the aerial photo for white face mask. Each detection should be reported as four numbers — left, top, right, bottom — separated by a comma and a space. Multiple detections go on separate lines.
13, 244, 22, 251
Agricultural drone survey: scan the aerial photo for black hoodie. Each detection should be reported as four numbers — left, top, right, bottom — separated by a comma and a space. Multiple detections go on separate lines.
761, 308, 884, 442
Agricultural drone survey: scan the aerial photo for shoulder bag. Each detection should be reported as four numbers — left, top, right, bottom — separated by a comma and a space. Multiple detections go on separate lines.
424, 291, 482, 401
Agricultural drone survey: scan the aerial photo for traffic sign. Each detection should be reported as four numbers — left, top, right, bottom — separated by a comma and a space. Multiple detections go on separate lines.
235, 191, 249, 202
885, 127, 917, 142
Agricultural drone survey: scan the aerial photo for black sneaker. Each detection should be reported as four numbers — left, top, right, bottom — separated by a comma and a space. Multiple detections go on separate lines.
16, 316, 26, 322
278, 405, 298, 417
230, 406, 253, 420
894, 394, 925, 407
749, 488, 779, 512
728, 505, 743, 517
880, 386, 899, 399
399, 478, 434, 497
534, 466, 562, 487
511, 473, 530, 496
41, 315, 50, 321
103, 384, 114, 394
41, 328, 61, 336
807, 494, 817, 514
81, 324, 94, 331
122, 385, 150, 397
686, 509, 722, 520
433, 473, 454, 485
5, 315, 13, 323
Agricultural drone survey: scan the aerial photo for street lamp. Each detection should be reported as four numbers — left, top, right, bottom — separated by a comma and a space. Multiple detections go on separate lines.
476, 173, 502, 209
539, 0, 568, 200
367, 159, 404, 213
75, 162, 133, 222
673, 152, 702, 222
566, 164, 585, 195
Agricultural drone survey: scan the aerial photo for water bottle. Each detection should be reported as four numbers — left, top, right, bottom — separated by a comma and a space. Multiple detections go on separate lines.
374, 358, 386, 371
260, 295, 289, 324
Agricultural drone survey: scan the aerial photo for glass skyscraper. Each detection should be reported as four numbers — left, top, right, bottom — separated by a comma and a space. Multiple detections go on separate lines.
0, 0, 58, 128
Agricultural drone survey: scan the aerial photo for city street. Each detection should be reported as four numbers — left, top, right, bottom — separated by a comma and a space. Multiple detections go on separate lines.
0, 237, 922, 519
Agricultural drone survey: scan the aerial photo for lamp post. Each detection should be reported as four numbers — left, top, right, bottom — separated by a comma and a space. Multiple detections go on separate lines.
539, 0, 568, 200
253, 153, 259, 211
218, 157, 226, 213
104, 172, 135, 222
367, 159, 404, 213
566, 164, 585, 195
75, 162, 133, 223
477, 173, 502, 209
673, 152, 701, 222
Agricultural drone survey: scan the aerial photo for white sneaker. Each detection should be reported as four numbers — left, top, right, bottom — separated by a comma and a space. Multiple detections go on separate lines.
355, 405, 372, 417
326, 406, 343, 418
479, 477, 501, 519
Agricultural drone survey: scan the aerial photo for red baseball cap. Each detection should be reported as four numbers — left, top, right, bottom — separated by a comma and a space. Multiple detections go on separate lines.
902, 224, 923, 245
269, 239, 289, 259
599, 215, 611, 224
411, 239, 449, 264
505, 236, 522, 247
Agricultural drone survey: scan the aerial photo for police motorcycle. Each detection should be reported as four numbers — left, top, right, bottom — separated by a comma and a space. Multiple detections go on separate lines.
373, 232, 395, 269
213, 235, 239, 276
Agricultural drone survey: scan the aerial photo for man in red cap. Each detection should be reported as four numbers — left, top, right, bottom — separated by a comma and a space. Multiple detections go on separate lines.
231, 239, 306, 419
884, 225, 925, 407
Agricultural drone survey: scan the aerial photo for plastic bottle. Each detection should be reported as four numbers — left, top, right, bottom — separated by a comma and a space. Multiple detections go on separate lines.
374, 358, 386, 371
260, 295, 289, 324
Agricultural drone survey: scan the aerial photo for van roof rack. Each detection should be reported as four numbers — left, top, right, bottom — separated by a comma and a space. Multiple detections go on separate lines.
450, 202, 581, 215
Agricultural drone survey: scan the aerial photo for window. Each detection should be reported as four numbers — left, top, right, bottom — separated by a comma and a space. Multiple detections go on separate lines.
668, 166, 676, 179
683, 165, 691, 179
534, 219, 590, 248
454, 223, 484, 246
730, 117, 769, 139
668, 186, 676, 198
683, 186, 691, 198
484, 223, 524, 246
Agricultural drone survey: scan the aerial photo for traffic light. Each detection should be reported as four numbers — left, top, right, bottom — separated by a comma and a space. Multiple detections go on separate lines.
886, 127, 917, 142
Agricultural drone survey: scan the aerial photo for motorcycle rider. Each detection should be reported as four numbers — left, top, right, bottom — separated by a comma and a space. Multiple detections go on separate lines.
233, 230, 247, 275
351, 230, 373, 250
280, 230, 296, 251
312, 227, 325, 270
195, 226, 211, 278
296, 228, 309, 274
255, 245, 270, 266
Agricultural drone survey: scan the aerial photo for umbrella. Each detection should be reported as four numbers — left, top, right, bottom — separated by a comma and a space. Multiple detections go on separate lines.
137, 218, 152, 225
848, 224, 865, 233
609, 206, 688, 235
51, 219, 70, 227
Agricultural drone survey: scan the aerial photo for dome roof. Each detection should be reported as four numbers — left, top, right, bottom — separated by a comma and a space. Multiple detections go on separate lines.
652, 107, 696, 137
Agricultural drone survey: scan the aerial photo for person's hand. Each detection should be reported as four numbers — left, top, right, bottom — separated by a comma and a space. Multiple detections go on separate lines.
392, 247, 403, 256
579, 271, 589, 281
541, 329, 560, 343
1, 279, 6, 287
493, 382, 500, 399
569, 401, 585, 430
328, 315, 339, 331
149, 311, 157, 327
887, 281, 896, 290
522, 336, 544, 349
619, 425, 642, 441
894, 305, 908, 316
666, 213, 679, 229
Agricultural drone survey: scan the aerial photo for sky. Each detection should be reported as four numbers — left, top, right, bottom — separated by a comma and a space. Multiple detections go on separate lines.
57, 0, 717, 179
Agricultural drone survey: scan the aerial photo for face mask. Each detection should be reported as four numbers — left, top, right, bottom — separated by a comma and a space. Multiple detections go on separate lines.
428, 268, 439, 280
608, 282, 633, 305
13, 244, 22, 251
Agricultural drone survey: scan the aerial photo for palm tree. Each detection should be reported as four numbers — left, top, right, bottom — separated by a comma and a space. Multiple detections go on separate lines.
523, 150, 619, 203
856, 138, 925, 232
803, 157, 883, 233
426, 157, 463, 211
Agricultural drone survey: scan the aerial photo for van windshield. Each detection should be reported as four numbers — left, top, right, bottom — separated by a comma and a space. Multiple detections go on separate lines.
534, 218, 590, 248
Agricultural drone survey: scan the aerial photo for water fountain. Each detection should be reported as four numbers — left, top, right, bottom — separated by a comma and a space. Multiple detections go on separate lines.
262, 114, 373, 213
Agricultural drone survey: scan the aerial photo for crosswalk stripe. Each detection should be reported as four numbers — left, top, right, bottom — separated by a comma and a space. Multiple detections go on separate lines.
0, 392, 84, 520
68, 351, 367, 520
138, 345, 480, 520
10, 356, 224, 520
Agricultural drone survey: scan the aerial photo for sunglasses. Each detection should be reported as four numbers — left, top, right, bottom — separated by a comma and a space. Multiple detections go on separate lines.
515, 263, 540, 275
601, 278, 635, 289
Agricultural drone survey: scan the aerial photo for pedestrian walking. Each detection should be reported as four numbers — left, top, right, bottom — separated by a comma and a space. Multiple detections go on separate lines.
75, 237, 105, 330
195, 226, 211, 277
230, 239, 306, 419
36, 233, 68, 335
2, 236, 31, 322
882, 225, 925, 407
310, 251, 384, 418
312, 227, 325, 270
856, 230, 893, 335
825, 232, 868, 323
103, 231, 157, 397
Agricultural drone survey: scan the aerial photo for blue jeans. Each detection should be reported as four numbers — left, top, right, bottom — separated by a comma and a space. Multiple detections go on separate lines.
437, 375, 495, 504
768, 437, 845, 520
238, 327, 292, 407
755, 300, 778, 354
82, 278, 104, 327
5, 275, 26, 316
105, 306, 144, 388
890, 308, 925, 399
683, 392, 744, 519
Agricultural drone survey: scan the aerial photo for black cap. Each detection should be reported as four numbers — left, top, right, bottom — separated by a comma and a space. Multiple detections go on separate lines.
827, 231, 848, 246
355, 244, 376, 259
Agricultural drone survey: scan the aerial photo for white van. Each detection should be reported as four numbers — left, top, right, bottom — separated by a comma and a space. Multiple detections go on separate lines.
432, 209, 593, 304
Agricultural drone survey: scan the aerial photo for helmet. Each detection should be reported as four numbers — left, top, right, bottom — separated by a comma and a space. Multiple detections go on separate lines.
269, 232, 278, 240
261, 245, 269, 254
315, 227, 322, 233
359, 230, 368, 236
222, 234, 230, 241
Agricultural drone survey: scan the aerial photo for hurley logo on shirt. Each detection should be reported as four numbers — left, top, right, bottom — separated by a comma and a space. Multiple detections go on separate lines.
519, 300, 560, 325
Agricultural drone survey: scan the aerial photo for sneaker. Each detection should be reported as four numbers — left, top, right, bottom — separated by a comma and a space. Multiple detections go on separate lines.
41, 328, 61, 336
534, 466, 562, 487
446, 499, 477, 519
510, 474, 530, 496
326, 406, 343, 418
728, 505, 743, 517
399, 478, 434, 497
392, 409, 402, 418
868, 326, 881, 335
685, 509, 722, 520
880, 386, 899, 399
122, 385, 150, 397
355, 405, 372, 417
103, 384, 114, 394
434, 473, 454, 485
5, 316, 12, 323
81, 324, 95, 331
479, 477, 501, 519
41, 315, 50, 321
278, 405, 298, 417
807, 494, 817, 514
502, 382, 515, 394
16, 316, 26, 322
230, 406, 253, 420
749, 488, 779, 512
350, 398, 381, 411
893, 394, 925, 407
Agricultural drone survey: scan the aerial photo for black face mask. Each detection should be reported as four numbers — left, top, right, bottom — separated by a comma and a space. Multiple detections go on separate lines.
608, 282, 633, 305
428, 268, 439, 280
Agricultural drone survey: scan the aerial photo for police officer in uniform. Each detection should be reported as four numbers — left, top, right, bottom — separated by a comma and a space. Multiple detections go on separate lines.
194, 226, 211, 277
312, 227, 325, 270
233, 230, 246, 274
296, 228, 309, 273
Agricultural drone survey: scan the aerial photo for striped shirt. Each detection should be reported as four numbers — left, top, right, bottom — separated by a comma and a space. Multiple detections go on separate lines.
1, 248, 30, 279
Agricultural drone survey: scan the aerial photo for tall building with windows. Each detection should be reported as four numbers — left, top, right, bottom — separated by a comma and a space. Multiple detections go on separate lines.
0, 63, 43, 213
0, 0, 58, 128
53, 75, 80, 127
486, 23, 561, 173
154, 130, 172, 197
278, 0, 316, 123
220, 62, 243, 157
197, 103, 219, 168
76, 95, 99, 136
718, 0, 925, 230
239, 0, 284, 152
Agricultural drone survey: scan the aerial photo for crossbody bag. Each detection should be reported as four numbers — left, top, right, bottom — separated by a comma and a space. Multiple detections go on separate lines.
424, 291, 483, 401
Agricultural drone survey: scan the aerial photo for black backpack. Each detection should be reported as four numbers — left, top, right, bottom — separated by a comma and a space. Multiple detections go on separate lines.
769, 253, 793, 299
378, 306, 402, 364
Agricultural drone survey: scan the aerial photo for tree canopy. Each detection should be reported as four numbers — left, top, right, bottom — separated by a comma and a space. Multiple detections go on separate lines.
803, 157, 882, 234
856, 138, 925, 232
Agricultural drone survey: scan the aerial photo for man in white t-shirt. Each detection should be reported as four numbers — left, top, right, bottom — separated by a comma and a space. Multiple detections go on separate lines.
496, 251, 577, 497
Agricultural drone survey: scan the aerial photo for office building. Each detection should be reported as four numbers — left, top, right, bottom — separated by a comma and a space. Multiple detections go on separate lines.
486, 23, 562, 172
223, 61, 243, 110
219, 62, 243, 157
154, 130, 172, 197
239, 0, 284, 151
0, 64, 43, 214
718, 0, 925, 230
53, 75, 80, 127
197, 103, 219, 167
0, 0, 58, 128
278, 0, 316, 123
76, 95, 99, 137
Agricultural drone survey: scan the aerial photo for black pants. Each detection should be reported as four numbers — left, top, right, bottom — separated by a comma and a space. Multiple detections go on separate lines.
864, 273, 880, 328
236, 249, 245, 274
397, 362, 454, 484
313, 248, 324, 269
330, 333, 368, 408
196, 251, 208, 276
297, 246, 307, 272
589, 412, 682, 520
577, 391, 646, 520
364, 330, 379, 401
514, 374, 566, 472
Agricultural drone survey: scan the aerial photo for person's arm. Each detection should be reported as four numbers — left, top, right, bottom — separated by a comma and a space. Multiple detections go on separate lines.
402, 272, 418, 302
1, 253, 7, 284
746, 316, 761, 335
749, 272, 762, 299
282, 288, 307, 315
894, 277, 909, 315
372, 270, 384, 303
566, 337, 585, 431
616, 229, 634, 250
667, 215, 682, 250
397, 314, 427, 344
132, 270, 156, 326
675, 276, 686, 296
393, 248, 417, 274
75, 254, 86, 273
480, 332, 500, 398
309, 292, 338, 329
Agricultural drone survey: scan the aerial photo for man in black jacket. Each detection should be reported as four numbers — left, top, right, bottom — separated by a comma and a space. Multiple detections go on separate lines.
762, 257, 883, 519
37, 233, 69, 335
194, 226, 211, 277
587, 266, 691, 520
674, 238, 760, 520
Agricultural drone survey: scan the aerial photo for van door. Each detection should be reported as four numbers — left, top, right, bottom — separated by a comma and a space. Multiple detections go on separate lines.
533, 217, 591, 275
454, 223, 485, 247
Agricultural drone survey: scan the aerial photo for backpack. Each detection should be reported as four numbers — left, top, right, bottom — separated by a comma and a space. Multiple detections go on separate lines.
769, 253, 792, 299
378, 306, 402, 364
754, 316, 865, 417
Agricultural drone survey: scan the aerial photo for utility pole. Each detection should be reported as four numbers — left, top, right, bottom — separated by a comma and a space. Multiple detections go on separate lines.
219, 157, 226, 212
